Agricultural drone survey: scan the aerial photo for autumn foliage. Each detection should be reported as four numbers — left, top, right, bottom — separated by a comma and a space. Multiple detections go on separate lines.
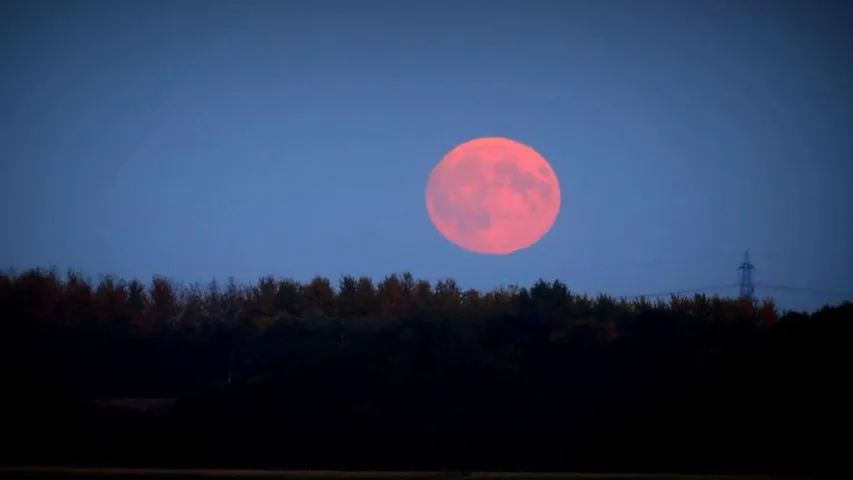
0, 268, 849, 473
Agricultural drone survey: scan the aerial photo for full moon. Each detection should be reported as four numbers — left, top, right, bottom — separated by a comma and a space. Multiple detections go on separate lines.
425, 137, 561, 255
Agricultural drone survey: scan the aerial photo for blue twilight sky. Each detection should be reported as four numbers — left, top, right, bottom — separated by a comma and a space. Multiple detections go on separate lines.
1, 0, 852, 312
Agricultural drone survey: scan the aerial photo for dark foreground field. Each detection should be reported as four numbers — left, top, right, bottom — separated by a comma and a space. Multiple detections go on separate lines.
0, 468, 789, 479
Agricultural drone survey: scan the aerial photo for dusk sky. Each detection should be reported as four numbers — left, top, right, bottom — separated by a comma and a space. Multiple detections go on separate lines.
1, 0, 851, 312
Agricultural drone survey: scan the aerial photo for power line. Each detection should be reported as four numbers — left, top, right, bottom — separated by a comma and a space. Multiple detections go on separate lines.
754, 282, 853, 298
618, 282, 853, 303
619, 284, 737, 300
597, 252, 851, 303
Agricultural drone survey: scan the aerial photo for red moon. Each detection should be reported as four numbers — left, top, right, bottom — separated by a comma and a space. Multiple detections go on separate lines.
425, 137, 561, 255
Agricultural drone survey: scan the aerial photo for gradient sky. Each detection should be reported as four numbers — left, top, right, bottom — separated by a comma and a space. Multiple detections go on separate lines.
2, 0, 851, 312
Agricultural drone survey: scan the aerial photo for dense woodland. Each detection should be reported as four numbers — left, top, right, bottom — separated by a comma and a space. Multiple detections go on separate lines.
1, 268, 850, 473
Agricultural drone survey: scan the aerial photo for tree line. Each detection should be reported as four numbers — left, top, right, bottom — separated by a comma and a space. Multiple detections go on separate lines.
0, 268, 849, 474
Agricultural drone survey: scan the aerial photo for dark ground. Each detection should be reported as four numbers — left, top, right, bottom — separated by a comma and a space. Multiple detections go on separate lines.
0, 468, 791, 479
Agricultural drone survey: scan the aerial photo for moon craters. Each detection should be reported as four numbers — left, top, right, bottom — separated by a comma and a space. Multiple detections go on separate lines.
495, 160, 536, 196
428, 171, 493, 236
426, 137, 560, 255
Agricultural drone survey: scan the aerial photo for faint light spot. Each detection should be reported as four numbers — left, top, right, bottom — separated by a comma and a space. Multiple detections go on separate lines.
538, 182, 553, 200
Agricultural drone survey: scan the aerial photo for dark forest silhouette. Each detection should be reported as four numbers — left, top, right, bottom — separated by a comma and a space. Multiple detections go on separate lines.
1, 268, 849, 474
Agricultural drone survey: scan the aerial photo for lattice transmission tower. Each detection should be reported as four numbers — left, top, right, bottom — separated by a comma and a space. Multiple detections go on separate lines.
737, 250, 756, 301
